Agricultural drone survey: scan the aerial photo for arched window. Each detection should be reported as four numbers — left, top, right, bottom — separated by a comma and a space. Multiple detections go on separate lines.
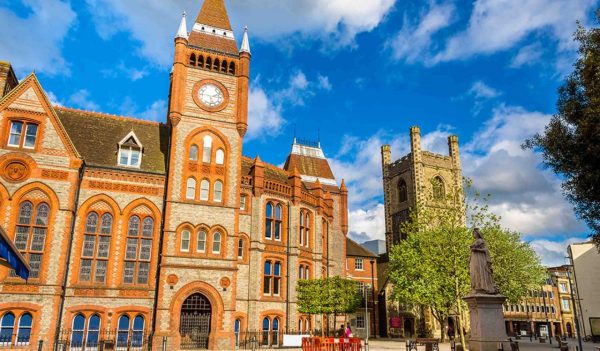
214, 181, 223, 203
299, 265, 304, 280
132, 315, 144, 347
202, 135, 212, 163
197, 231, 206, 253
117, 315, 130, 348
71, 314, 85, 348
181, 230, 191, 252
186, 178, 196, 200
300, 210, 310, 247
234, 319, 241, 347
213, 58, 220, 71
299, 212, 304, 246
189, 145, 198, 161
189, 53, 196, 66
398, 179, 408, 202
124, 215, 153, 285
274, 204, 282, 240
0, 313, 15, 346
432, 176, 445, 200
221, 60, 228, 73
265, 203, 273, 239
212, 232, 221, 254
13, 201, 49, 279
272, 318, 280, 346
305, 213, 310, 247
80, 212, 113, 283
237, 238, 244, 259
198, 55, 204, 68
16, 313, 32, 345
205, 57, 212, 70
228, 62, 235, 75
262, 318, 270, 346
215, 149, 225, 165
86, 315, 100, 349
200, 180, 210, 201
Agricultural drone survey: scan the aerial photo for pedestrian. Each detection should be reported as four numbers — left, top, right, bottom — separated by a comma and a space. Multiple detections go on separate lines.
339, 324, 346, 337
448, 325, 455, 340
345, 323, 352, 338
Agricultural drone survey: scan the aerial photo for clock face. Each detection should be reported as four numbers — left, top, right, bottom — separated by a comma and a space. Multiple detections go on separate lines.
198, 83, 224, 108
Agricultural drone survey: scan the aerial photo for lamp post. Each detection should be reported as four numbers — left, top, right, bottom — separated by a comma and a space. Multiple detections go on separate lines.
541, 283, 552, 344
370, 258, 376, 338
365, 283, 371, 351
565, 252, 584, 351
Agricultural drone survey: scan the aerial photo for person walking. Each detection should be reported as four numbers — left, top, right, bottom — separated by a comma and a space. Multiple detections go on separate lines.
345, 323, 352, 338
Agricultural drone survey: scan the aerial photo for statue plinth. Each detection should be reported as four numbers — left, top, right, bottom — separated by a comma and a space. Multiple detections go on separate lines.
464, 293, 509, 351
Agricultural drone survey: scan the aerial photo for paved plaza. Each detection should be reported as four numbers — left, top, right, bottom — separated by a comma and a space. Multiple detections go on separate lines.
360, 339, 600, 351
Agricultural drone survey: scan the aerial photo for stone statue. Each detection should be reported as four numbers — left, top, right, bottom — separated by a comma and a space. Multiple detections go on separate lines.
469, 228, 499, 295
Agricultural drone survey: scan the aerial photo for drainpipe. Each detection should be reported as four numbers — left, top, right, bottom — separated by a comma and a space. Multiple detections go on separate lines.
54, 161, 85, 349
285, 201, 291, 333
151, 125, 172, 341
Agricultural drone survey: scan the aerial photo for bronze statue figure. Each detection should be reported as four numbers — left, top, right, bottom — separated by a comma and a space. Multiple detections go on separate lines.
469, 228, 499, 295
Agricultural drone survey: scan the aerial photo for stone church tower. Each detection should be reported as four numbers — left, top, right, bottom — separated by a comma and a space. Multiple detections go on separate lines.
378, 126, 463, 338
381, 126, 462, 253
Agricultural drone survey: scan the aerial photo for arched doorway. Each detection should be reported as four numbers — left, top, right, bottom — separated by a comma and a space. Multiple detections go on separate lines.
566, 323, 572, 338
180, 293, 212, 349
404, 319, 413, 338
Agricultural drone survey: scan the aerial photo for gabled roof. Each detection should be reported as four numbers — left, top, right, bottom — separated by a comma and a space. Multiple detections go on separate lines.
283, 141, 336, 185
346, 237, 378, 258
55, 107, 169, 174
196, 0, 233, 31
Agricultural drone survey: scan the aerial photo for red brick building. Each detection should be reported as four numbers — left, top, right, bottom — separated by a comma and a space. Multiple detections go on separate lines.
0, 1, 353, 350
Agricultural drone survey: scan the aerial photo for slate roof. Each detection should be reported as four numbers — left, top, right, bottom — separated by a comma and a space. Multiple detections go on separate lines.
283, 154, 335, 180
55, 107, 170, 175
346, 238, 378, 258
196, 0, 233, 31
188, 31, 239, 56
241, 156, 290, 183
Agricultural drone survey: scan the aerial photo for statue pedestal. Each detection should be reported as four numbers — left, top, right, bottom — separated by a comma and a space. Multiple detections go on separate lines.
464, 294, 509, 351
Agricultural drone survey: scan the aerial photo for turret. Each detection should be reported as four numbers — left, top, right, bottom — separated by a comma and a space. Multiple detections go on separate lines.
236, 27, 251, 137
169, 12, 189, 126
340, 179, 348, 235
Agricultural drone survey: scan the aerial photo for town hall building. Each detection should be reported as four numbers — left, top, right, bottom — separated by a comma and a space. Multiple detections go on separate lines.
0, 1, 350, 350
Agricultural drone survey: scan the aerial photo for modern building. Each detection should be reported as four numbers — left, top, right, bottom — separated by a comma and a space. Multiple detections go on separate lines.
345, 238, 378, 338
0, 1, 350, 350
503, 271, 564, 338
569, 242, 600, 341
377, 126, 463, 338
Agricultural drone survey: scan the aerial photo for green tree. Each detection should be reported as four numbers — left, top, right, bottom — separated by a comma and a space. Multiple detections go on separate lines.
296, 277, 363, 336
524, 18, 600, 246
389, 180, 545, 346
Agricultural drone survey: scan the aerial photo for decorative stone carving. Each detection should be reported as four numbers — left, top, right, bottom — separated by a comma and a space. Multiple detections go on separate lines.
469, 228, 499, 295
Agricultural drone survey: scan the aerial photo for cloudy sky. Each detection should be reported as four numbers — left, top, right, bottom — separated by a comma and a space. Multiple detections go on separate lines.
1, 0, 596, 266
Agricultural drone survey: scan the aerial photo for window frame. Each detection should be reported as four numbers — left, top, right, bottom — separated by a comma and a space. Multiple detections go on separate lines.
354, 258, 364, 271
79, 211, 113, 284
123, 215, 154, 285
263, 259, 283, 296
7, 120, 39, 149
12, 201, 50, 279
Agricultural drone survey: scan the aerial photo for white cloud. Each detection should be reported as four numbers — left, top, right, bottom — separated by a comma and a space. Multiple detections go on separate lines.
389, 0, 595, 68
0, 0, 77, 76
84, 0, 396, 67
348, 204, 386, 243
247, 84, 285, 141
247, 70, 331, 140
468, 81, 501, 100
433, 0, 595, 64
510, 43, 544, 68
529, 238, 583, 267
117, 97, 167, 122
387, 1, 455, 63
68, 89, 100, 111
462, 105, 587, 236
101, 62, 149, 82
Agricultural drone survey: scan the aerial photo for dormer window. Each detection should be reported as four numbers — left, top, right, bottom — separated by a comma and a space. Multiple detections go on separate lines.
118, 131, 143, 168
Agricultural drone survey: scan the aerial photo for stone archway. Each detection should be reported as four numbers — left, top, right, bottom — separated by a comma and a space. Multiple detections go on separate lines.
179, 293, 212, 349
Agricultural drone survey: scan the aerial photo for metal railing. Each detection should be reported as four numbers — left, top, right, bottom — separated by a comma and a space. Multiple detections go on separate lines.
54, 330, 151, 351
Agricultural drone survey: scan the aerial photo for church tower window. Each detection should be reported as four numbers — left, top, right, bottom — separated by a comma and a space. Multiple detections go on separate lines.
432, 176, 445, 200
398, 179, 408, 203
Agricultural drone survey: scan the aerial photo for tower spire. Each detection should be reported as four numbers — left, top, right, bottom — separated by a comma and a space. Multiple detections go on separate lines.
240, 26, 251, 54
175, 11, 188, 39
195, 0, 232, 30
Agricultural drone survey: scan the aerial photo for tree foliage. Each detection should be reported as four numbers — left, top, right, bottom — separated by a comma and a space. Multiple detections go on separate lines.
296, 276, 363, 316
388, 180, 546, 343
524, 17, 600, 245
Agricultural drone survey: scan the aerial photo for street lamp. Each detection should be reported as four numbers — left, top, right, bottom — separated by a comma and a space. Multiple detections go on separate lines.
365, 283, 371, 351
541, 282, 552, 344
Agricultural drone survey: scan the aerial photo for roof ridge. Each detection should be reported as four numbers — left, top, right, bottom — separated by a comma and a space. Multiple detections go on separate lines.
54, 106, 165, 126
242, 155, 290, 176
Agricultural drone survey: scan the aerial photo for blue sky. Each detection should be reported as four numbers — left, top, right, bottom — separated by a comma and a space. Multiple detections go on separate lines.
1, 0, 598, 266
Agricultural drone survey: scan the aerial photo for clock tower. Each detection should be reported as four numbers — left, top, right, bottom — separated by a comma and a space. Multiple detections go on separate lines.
157, 0, 251, 348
